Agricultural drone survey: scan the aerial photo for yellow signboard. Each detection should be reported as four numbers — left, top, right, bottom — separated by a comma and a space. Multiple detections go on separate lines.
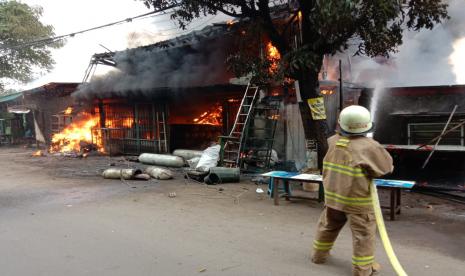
307, 97, 327, 120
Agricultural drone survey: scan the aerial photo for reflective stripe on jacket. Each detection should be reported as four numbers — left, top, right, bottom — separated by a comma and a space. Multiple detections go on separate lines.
323, 134, 394, 214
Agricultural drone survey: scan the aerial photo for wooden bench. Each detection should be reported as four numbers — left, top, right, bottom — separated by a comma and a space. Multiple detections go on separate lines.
262, 171, 415, 221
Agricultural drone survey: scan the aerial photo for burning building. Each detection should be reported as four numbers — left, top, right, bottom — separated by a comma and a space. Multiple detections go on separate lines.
73, 24, 246, 156
19, 82, 80, 148
359, 85, 465, 183
39, 16, 353, 173
41, 12, 349, 171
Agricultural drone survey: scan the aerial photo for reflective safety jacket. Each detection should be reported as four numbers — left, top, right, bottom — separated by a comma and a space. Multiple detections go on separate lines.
322, 134, 394, 214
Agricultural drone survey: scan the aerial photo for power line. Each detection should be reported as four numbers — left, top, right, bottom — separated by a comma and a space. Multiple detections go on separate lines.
156, 15, 219, 37
0, 5, 178, 52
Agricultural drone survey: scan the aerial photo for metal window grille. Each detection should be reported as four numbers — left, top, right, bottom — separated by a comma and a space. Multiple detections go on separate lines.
407, 122, 464, 146
92, 103, 168, 155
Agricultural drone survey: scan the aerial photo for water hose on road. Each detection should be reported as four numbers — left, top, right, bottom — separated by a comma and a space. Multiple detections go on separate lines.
371, 181, 408, 276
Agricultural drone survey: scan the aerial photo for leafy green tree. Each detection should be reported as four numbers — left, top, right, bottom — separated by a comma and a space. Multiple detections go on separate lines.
0, 0, 61, 92
141, 0, 448, 164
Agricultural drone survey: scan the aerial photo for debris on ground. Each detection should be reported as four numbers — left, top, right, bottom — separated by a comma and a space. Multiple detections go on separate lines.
168, 192, 177, 198
184, 169, 208, 182
102, 168, 143, 180
251, 176, 268, 184
31, 150, 45, 157
145, 166, 174, 180
134, 173, 151, 181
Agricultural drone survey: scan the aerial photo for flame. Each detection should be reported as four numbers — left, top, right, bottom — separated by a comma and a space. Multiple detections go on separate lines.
32, 150, 43, 157
50, 113, 103, 153
104, 117, 134, 128
266, 42, 281, 73
228, 98, 240, 103
227, 20, 235, 26
321, 89, 334, 95
193, 105, 223, 126
122, 118, 134, 128
64, 107, 73, 115
450, 37, 465, 84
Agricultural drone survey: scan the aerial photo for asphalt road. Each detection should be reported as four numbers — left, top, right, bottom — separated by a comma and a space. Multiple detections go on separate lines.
0, 148, 464, 276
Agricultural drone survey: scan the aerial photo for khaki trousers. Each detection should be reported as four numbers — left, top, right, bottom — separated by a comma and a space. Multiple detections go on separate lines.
313, 207, 376, 276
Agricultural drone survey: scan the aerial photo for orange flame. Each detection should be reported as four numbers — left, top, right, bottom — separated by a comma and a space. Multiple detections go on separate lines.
193, 105, 223, 126
321, 89, 334, 95
122, 118, 134, 128
50, 113, 103, 153
266, 42, 281, 73
64, 107, 73, 115
32, 150, 43, 157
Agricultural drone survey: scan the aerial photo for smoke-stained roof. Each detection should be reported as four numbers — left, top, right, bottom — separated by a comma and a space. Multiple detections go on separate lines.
75, 23, 239, 100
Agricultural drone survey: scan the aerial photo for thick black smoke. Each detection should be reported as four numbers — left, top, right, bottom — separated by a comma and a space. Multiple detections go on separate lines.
74, 31, 233, 100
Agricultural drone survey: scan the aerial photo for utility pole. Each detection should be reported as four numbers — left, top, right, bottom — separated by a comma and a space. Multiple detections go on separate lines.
339, 59, 343, 112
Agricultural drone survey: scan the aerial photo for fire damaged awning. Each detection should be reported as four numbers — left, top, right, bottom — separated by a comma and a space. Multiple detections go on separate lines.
75, 24, 241, 100
7, 105, 30, 114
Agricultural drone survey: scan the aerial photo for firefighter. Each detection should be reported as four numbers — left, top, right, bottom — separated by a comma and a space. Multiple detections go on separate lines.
311, 105, 394, 276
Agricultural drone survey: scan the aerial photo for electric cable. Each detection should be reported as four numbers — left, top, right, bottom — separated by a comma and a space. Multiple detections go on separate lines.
156, 15, 218, 37
0, 5, 178, 51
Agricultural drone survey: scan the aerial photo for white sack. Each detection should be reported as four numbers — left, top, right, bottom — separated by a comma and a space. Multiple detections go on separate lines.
195, 145, 221, 172
145, 166, 174, 180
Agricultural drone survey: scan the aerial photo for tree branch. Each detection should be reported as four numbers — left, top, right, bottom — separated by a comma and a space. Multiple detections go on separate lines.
256, 0, 289, 54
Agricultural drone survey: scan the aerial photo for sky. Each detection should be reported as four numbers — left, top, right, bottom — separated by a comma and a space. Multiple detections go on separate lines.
8, 0, 465, 90
9, 0, 228, 91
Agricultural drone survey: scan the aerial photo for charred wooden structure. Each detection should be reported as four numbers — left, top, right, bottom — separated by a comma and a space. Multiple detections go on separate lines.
21, 83, 79, 145
359, 85, 465, 183
76, 24, 246, 155
75, 20, 349, 167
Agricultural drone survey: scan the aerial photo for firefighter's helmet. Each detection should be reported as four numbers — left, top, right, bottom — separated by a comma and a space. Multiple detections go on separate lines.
338, 105, 373, 135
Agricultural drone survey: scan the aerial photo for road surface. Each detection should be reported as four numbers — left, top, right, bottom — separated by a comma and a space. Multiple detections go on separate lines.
0, 148, 464, 275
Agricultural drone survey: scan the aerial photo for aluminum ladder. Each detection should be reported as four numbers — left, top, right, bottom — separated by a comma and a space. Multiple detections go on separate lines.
220, 83, 260, 167
241, 97, 281, 171
156, 111, 168, 153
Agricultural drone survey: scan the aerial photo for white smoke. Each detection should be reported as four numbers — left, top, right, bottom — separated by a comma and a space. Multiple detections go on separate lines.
349, 0, 465, 87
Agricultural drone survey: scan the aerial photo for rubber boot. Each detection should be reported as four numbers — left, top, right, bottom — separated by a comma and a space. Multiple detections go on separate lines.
371, 262, 381, 275
311, 251, 330, 264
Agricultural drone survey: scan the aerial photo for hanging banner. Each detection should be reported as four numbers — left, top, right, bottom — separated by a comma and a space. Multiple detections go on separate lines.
307, 97, 327, 120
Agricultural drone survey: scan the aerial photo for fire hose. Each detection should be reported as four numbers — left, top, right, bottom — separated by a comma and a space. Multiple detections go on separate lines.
371, 181, 408, 276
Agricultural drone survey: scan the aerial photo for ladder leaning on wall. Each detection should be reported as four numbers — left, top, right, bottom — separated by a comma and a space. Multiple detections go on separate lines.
155, 111, 168, 153
219, 83, 260, 168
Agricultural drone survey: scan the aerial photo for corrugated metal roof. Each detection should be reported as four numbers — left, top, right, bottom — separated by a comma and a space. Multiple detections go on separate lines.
0, 92, 22, 103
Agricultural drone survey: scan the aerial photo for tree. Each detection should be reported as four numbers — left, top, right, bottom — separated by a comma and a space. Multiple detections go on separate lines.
141, 0, 448, 167
0, 0, 61, 92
